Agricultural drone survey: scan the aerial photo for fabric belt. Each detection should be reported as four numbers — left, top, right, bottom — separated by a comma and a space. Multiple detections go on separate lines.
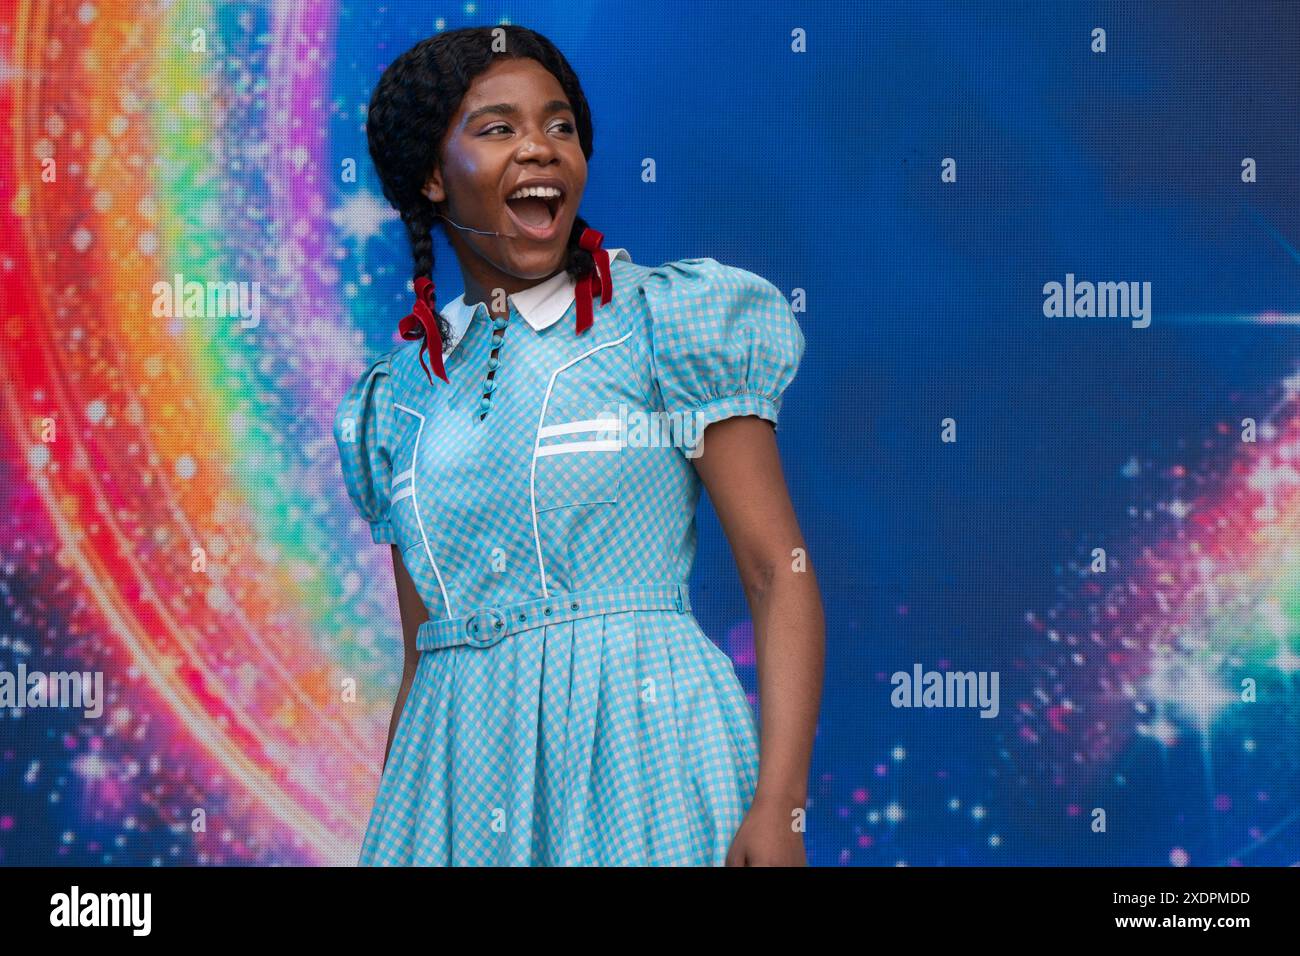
417, 582, 692, 652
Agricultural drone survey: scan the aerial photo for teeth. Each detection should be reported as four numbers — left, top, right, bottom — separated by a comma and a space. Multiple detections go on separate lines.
507, 185, 563, 201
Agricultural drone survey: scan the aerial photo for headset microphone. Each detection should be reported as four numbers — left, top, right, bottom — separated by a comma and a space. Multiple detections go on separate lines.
438, 213, 522, 239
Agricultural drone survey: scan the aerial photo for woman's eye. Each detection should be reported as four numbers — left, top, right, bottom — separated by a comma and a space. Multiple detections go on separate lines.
480, 120, 573, 136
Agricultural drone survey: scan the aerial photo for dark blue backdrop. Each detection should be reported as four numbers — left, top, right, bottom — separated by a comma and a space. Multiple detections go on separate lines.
335, 0, 1300, 865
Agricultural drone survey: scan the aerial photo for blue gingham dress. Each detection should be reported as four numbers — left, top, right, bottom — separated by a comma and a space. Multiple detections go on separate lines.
334, 253, 804, 865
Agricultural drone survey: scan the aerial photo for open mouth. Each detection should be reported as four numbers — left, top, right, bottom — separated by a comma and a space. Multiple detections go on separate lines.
504, 185, 565, 240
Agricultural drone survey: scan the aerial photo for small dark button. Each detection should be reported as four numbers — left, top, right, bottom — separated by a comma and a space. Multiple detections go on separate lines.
570, 602, 579, 610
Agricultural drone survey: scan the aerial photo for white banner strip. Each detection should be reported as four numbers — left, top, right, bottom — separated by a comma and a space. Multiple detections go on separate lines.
538, 418, 620, 439
534, 439, 622, 458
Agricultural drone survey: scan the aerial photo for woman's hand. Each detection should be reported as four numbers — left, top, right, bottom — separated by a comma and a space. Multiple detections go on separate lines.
725, 791, 809, 866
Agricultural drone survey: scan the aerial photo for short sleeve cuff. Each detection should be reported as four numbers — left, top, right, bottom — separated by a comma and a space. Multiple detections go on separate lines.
675, 393, 779, 457
369, 519, 396, 545
692, 392, 780, 428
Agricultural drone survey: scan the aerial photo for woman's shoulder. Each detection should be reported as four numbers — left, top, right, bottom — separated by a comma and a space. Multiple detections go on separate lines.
621, 254, 799, 343
341, 338, 436, 400
616, 252, 805, 427
334, 339, 428, 426
619, 254, 783, 301
617, 254, 796, 346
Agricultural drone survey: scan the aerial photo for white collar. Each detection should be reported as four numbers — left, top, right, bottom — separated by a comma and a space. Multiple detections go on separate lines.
438, 247, 629, 359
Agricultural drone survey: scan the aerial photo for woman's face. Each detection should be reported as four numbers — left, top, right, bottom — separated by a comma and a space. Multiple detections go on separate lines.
424, 57, 588, 295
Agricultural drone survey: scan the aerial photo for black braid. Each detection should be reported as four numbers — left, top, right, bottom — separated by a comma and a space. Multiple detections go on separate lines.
564, 214, 595, 287
398, 201, 446, 340
366, 26, 598, 346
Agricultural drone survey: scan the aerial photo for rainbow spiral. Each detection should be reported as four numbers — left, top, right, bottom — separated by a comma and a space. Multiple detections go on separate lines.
1, 1, 397, 864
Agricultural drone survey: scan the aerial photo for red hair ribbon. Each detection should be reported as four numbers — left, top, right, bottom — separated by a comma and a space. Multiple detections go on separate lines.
398, 276, 448, 385
574, 227, 614, 335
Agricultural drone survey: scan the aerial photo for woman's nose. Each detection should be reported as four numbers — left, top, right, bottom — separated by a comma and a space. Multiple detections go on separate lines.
516, 134, 554, 161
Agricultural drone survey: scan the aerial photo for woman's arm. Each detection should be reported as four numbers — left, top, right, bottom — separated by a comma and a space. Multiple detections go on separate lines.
692, 415, 825, 866
382, 544, 431, 771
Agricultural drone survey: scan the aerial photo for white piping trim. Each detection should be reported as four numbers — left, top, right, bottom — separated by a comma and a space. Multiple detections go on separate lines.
534, 440, 622, 458
393, 468, 414, 486
393, 403, 453, 617
537, 417, 619, 439
390, 485, 414, 503
530, 330, 633, 598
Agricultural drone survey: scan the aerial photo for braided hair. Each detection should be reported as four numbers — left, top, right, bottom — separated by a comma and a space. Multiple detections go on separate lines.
366, 26, 598, 345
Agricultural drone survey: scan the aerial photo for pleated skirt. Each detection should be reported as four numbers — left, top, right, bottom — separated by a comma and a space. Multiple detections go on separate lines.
357, 609, 760, 866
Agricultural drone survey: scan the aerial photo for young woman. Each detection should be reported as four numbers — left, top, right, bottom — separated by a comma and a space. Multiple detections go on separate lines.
336, 25, 824, 866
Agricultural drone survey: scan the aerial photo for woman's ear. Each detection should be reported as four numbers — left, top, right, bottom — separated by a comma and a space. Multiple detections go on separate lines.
423, 170, 445, 204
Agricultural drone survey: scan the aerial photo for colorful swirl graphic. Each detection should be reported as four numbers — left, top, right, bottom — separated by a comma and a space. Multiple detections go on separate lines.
1, 1, 391, 864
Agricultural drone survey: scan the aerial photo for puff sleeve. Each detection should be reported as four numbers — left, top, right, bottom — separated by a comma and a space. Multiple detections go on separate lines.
643, 258, 805, 444
333, 351, 398, 545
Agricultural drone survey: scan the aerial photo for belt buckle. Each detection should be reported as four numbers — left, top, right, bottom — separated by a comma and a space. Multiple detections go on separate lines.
464, 607, 508, 648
